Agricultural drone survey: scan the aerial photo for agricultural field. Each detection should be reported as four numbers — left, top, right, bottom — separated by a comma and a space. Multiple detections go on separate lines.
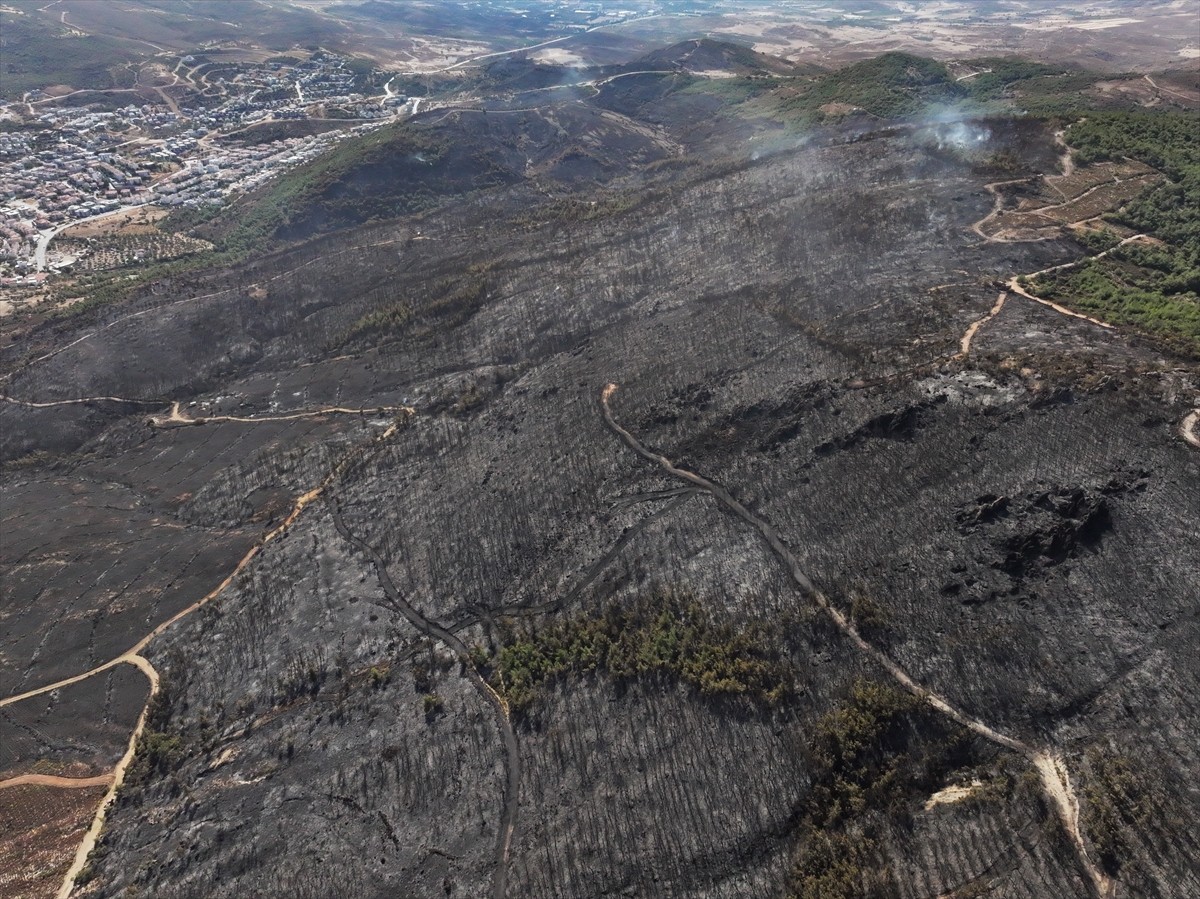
54, 232, 213, 274
0, 782, 108, 899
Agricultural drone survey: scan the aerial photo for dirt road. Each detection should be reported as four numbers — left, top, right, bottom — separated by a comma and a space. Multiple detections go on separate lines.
54, 652, 159, 899
0, 773, 114, 791
971, 176, 1039, 241
2, 394, 163, 409
151, 400, 413, 427
956, 291, 1007, 358
1006, 278, 1116, 330
600, 383, 1113, 899
1001, 233, 1155, 332
3, 413, 413, 898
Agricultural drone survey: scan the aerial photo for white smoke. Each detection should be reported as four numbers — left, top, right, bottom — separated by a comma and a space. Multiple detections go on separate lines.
915, 108, 992, 152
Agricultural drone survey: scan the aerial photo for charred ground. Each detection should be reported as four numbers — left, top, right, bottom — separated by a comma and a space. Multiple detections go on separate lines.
2, 44, 1198, 899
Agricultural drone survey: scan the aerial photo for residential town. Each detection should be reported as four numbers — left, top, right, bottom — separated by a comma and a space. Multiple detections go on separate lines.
0, 52, 406, 284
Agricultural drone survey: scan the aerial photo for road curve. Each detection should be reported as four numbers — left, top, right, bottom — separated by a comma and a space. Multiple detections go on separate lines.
1181, 410, 1200, 449
35, 204, 148, 272
1007, 278, 1115, 330
599, 383, 1113, 899
40, 414, 412, 899
55, 654, 159, 899
3, 413, 411, 710
956, 292, 1007, 359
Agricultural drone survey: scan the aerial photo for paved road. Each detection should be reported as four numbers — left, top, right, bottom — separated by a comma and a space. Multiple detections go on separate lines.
35, 204, 147, 272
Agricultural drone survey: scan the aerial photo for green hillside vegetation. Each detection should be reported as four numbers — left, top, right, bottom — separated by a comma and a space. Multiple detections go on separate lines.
54, 124, 451, 318
704, 52, 1071, 122
957, 59, 1066, 99
688, 51, 1141, 123
0, 9, 144, 99
1028, 111, 1200, 356
772, 52, 964, 119
641, 38, 801, 77
488, 590, 794, 719
177, 122, 451, 254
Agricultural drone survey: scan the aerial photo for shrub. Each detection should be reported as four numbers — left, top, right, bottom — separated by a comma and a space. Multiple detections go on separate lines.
490, 588, 794, 719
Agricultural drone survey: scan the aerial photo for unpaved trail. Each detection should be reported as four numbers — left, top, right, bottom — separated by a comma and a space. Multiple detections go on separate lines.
599, 383, 1113, 899
2, 394, 164, 409
1181, 410, 1200, 449
2, 412, 413, 711
0, 773, 114, 790
152, 400, 414, 427
331, 507, 519, 899
395, 12, 671, 76
973, 172, 1152, 242
956, 291, 1007, 358
1055, 129, 1076, 178
1, 413, 413, 898
971, 177, 1035, 241
1004, 233, 1152, 330
971, 123, 1151, 246
1030, 173, 1155, 220
1006, 278, 1116, 330
1144, 74, 1195, 105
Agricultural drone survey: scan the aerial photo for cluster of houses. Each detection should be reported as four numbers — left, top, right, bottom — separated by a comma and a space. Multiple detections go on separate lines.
1, 52, 406, 281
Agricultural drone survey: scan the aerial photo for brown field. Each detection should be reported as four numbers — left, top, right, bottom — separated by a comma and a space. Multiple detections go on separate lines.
57, 231, 214, 273
983, 160, 1162, 240
0, 784, 105, 899
1037, 175, 1160, 223
60, 206, 169, 239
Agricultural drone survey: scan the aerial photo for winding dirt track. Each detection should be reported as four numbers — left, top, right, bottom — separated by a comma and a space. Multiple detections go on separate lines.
152, 400, 414, 427
972, 177, 1039, 241
0, 773, 114, 790
54, 653, 159, 899
1006, 278, 1116, 330
956, 291, 1007, 358
3, 120, 1175, 898
599, 383, 1113, 899
330, 507, 519, 899
2, 395, 164, 409
2, 413, 412, 899
997, 233, 1154, 334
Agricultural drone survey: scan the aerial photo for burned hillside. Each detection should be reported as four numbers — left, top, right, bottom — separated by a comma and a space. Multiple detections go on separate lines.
2, 48, 1199, 899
